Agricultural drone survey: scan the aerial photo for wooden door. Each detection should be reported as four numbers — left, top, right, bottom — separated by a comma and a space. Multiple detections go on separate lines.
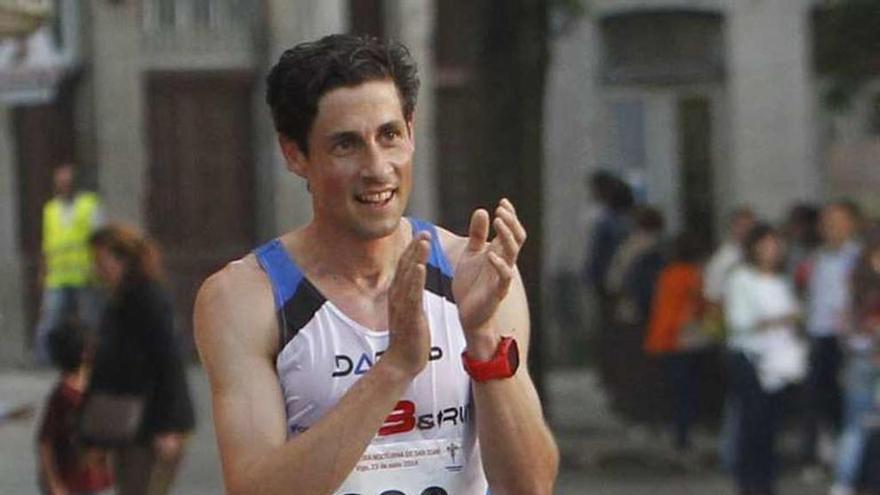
146, 71, 255, 349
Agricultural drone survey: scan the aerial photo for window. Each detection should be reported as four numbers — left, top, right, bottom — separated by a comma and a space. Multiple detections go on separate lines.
600, 11, 725, 85
142, 0, 256, 31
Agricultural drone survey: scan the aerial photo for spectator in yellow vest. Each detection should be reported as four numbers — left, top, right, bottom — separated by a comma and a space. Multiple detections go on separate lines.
35, 163, 105, 366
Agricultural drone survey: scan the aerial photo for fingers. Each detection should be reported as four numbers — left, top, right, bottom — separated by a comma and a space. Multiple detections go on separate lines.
492, 217, 520, 265
391, 232, 431, 302
409, 231, 431, 266
398, 232, 431, 269
490, 198, 527, 264
487, 251, 513, 299
467, 209, 490, 252
496, 198, 527, 245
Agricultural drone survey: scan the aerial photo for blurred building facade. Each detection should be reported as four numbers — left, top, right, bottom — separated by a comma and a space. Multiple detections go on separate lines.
1, 0, 877, 367
0, 0, 438, 365
543, 0, 880, 360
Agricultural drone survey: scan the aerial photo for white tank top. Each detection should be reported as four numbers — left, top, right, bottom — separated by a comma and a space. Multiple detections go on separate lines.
254, 219, 488, 495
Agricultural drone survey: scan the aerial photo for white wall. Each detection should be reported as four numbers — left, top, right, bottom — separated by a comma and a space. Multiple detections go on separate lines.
90, 0, 147, 228
543, 17, 602, 277
726, 0, 820, 220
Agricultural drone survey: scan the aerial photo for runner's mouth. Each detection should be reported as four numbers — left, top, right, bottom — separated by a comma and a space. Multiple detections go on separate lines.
355, 189, 396, 206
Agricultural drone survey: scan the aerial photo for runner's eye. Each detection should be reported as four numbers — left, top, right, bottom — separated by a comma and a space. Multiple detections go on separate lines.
332, 136, 359, 154
379, 125, 403, 144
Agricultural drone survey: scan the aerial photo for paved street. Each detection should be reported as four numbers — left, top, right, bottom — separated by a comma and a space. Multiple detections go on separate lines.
1, 367, 832, 494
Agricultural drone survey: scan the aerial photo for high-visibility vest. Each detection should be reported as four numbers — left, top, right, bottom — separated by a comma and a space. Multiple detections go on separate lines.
42, 192, 101, 288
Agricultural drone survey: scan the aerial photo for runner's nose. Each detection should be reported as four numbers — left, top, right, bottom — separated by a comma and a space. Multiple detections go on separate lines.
360, 141, 394, 182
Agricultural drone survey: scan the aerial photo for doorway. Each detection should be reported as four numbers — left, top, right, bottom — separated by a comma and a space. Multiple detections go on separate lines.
146, 70, 256, 347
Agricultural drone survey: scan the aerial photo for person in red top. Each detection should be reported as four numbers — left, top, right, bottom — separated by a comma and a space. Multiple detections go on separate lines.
37, 319, 112, 495
645, 232, 710, 456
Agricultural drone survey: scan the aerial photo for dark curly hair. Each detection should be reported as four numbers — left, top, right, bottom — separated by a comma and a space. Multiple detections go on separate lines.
266, 34, 420, 155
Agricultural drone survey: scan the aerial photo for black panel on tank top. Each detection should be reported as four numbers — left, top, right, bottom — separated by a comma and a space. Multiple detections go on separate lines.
278, 279, 327, 348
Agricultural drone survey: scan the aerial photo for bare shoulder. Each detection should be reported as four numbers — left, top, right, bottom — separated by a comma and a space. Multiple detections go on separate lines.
194, 254, 279, 366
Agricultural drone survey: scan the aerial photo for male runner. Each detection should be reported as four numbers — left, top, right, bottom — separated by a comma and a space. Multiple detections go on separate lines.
194, 34, 558, 495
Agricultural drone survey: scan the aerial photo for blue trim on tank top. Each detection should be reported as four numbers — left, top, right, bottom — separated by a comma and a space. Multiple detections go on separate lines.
253, 239, 303, 311
254, 218, 452, 310
409, 217, 455, 278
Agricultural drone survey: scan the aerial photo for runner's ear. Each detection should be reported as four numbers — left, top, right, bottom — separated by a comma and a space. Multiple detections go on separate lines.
405, 116, 415, 140
278, 134, 308, 177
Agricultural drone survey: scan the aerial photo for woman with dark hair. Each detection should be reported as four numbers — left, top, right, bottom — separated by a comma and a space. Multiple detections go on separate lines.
86, 224, 194, 495
830, 231, 880, 495
724, 224, 806, 495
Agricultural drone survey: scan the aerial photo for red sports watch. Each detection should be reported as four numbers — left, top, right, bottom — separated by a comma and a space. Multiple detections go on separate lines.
461, 336, 520, 382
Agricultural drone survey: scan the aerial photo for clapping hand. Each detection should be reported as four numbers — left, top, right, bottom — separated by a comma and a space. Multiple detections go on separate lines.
385, 232, 432, 377
453, 199, 526, 347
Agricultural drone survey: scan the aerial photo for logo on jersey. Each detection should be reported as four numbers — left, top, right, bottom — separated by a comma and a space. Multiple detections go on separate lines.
333, 347, 444, 378
379, 400, 473, 436
445, 442, 463, 472
446, 442, 460, 464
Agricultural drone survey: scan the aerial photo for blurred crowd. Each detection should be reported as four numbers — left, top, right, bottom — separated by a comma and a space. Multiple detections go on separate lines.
31, 164, 194, 495
583, 171, 880, 495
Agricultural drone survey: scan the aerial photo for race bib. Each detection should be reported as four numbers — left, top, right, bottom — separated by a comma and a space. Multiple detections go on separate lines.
335, 437, 484, 495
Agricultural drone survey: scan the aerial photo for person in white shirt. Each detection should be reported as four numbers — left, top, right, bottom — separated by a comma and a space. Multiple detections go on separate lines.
725, 223, 806, 495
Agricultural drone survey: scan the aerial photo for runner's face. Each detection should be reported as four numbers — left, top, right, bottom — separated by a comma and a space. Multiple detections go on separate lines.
304, 80, 413, 239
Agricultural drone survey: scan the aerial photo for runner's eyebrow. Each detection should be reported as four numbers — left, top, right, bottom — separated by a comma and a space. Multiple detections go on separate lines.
327, 131, 362, 145
378, 121, 405, 134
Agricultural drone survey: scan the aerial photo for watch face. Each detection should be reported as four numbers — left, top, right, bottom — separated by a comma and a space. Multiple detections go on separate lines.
507, 339, 520, 373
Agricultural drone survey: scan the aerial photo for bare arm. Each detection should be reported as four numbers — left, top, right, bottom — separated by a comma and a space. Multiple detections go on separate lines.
39, 441, 67, 495
194, 236, 432, 495
471, 273, 559, 495
446, 199, 559, 495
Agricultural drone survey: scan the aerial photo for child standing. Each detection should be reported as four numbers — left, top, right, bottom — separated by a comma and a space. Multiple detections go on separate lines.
37, 320, 112, 495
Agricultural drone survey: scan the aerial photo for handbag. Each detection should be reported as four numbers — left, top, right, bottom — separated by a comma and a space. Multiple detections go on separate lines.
79, 393, 145, 446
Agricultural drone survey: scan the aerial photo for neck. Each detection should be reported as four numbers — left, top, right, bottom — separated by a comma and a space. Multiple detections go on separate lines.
302, 219, 409, 290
